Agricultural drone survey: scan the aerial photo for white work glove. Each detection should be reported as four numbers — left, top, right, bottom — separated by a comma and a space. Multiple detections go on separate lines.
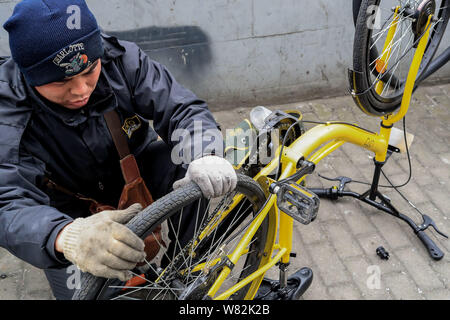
57, 203, 146, 281
173, 156, 237, 198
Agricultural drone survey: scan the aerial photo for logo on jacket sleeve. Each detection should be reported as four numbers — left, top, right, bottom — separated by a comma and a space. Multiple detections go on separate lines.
122, 115, 142, 138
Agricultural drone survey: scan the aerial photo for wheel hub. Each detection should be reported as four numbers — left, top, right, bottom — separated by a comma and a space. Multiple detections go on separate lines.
412, 0, 436, 38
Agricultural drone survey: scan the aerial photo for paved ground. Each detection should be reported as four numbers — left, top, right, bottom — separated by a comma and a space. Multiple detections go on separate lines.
1, 83, 449, 300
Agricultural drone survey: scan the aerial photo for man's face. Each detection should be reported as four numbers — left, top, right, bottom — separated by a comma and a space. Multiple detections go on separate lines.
34, 59, 102, 109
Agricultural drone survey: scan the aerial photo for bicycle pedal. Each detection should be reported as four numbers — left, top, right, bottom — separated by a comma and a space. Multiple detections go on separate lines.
275, 183, 320, 225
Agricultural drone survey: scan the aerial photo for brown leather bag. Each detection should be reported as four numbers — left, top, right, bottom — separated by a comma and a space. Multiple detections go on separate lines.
117, 154, 164, 264
103, 110, 164, 264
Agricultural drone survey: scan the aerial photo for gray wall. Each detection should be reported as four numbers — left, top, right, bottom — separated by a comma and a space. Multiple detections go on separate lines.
1, 0, 449, 110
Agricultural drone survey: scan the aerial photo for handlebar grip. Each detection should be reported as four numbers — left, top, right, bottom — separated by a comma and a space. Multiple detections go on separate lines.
308, 188, 332, 198
308, 188, 341, 200
416, 230, 444, 260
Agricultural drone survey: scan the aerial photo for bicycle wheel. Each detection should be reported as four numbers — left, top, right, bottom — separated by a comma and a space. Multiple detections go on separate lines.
352, 0, 449, 116
72, 174, 276, 300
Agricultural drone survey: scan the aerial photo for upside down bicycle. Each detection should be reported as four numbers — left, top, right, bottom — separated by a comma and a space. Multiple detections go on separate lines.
73, 0, 449, 300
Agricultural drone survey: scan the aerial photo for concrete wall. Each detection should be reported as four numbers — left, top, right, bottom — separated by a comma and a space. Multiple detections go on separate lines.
1, 0, 449, 110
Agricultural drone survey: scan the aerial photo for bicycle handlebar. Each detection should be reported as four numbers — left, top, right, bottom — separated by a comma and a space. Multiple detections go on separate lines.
309, 186, 446, 260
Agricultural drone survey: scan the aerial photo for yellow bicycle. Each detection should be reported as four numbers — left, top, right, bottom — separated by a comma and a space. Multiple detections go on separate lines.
74, 0, 449, 300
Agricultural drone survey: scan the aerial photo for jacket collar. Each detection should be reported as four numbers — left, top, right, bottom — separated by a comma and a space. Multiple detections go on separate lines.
100, 33, 126, 63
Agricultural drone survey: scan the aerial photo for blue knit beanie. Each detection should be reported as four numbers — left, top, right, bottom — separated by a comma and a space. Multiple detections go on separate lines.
3, 0, 103, 86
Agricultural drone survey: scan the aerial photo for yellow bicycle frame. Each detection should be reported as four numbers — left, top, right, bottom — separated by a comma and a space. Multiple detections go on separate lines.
204, 14, 433, 300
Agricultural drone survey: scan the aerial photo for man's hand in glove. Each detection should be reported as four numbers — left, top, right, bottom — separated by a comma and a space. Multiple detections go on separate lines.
55, 203, 146, 281
173, 155, 237, 198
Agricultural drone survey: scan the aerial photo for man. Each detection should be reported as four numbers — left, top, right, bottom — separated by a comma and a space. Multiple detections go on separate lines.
0, 0, 236, 299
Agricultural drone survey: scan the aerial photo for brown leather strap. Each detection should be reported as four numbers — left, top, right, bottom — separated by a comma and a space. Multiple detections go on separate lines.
43, 177, 115, 214
104, 110, 130, 160
44, 110, 154, 216
43, 176, 98, 204
120, 154, 140, 184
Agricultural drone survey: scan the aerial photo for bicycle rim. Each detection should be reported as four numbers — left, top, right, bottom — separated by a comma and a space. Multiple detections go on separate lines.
353, 0, 449, 115
74, 175, 276, 300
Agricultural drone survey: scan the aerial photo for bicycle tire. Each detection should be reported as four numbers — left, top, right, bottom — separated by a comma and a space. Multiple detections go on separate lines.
353, 0, 364, 25
72, 174, 274, 300
352, 0, 449, 116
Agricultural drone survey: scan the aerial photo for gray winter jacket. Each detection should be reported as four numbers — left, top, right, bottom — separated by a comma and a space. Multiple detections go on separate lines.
0, 34, 220, 269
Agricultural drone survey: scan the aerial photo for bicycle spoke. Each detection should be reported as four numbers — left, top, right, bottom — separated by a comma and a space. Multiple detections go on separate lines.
168, 207, 185, 264
183, 196, 235, 282
379, 19, 410, 95
188, 208, 256, 290
370, 13, 399, 49
124, 192, 257, 299
382, 25, 414, 96
178, 197, 255, 289
369, 16, 412, 68
88, 175, 270, 301
366, 1, 445, 98
191, 201, 252, 270
186, 240, 258, 295
181, 194, 247, 280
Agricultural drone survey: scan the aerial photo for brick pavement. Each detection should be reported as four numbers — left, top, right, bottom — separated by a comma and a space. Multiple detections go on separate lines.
0, 83, 449, 300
